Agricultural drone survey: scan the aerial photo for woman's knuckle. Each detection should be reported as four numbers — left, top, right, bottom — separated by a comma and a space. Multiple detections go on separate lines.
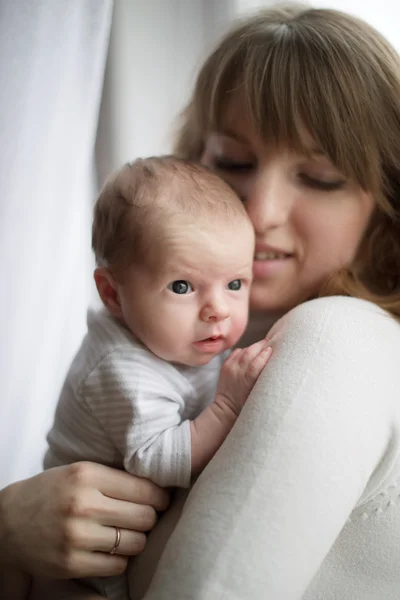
63, 492, 89, 518
63, 554, 76, 577
61, 520, 81, 548
67, 461, 93, 485
55, 546, 79, 577
48, 552, 70, 578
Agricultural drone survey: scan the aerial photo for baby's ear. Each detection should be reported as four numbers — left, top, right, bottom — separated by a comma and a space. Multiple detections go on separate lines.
93, 267, 123, 318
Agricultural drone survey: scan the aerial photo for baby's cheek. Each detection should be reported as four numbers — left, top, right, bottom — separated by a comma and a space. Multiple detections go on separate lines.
229, 309, 249, 346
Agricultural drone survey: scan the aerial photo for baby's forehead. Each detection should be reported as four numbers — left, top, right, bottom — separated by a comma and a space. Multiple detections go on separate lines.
151, 217, 254, 276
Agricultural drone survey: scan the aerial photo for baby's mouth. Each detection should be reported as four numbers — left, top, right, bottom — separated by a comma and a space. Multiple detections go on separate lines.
201, 334, 223, 342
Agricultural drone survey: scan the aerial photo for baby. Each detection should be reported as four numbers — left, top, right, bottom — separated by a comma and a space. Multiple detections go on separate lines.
44, 156, 271, 600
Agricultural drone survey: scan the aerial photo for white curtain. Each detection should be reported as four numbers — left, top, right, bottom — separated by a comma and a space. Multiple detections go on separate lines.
0, 0, 113, 487
96, 0, 236, 181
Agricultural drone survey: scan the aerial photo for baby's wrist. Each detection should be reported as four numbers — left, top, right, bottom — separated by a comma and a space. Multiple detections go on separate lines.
211, 394, 241, 424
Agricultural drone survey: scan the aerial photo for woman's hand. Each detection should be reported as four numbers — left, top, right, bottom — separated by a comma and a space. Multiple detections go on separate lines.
0, 462, 169, 579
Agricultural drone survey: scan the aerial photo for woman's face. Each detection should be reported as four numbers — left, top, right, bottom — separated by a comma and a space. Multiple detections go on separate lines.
201, 105, 375, 315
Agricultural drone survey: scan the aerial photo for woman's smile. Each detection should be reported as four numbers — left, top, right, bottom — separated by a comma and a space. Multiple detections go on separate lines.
253, 242, 294, 278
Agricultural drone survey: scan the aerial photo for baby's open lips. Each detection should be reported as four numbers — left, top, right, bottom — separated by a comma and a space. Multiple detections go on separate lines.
193, 334, 227, 354
196, 333, 224, 343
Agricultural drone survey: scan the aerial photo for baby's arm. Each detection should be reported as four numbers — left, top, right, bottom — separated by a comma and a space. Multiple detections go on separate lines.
85, 341, 271, 488
190, 339, 271, 476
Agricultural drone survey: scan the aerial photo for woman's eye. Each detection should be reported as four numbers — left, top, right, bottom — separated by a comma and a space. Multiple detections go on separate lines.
168, 280, 193, 294
227, 279, 242, 291
214, 158, 255, 173
299, 173, 346, 191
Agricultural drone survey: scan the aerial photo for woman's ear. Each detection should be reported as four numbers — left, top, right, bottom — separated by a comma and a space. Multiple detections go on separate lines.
94, 267, 123, 318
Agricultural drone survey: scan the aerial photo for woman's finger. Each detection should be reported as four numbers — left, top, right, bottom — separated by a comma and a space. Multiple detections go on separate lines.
67, 462, 170, 510
92, 525, 147, 557
98, 496, 158, 531
63, 549, 129, 579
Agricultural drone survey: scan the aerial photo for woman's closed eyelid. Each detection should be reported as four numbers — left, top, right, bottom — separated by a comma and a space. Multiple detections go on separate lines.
298, 172, 347, 190
213, 158, 256, 172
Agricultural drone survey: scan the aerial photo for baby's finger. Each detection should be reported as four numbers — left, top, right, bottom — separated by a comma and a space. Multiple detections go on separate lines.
246, 344, 272, 381
238, 339, 268, 367
223, 348, 242, 365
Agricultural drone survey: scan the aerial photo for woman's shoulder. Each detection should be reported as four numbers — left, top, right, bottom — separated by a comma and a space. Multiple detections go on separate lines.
287, 294, 388, 323
268, 295, 399, 357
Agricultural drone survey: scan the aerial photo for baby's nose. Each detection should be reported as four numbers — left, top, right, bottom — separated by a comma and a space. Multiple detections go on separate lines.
200, 300, 230, 323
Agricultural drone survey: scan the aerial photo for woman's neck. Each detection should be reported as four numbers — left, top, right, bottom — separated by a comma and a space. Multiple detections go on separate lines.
238, 311, 282, 347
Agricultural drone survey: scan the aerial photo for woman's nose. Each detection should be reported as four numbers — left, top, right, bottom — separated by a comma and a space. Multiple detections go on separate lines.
200, 298, 230, 323
244, 170, 293, 235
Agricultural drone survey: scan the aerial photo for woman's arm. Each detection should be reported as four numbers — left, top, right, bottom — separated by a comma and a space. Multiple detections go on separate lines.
0, 462, 169, 581
141, 297, 395, 599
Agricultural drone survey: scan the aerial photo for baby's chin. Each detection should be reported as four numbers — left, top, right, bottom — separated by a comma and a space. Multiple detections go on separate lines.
148, 336, 235, 367
169, 352, 222, 368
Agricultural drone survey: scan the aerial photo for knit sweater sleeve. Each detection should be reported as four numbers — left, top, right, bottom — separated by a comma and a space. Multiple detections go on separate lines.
143, 296, 398, 600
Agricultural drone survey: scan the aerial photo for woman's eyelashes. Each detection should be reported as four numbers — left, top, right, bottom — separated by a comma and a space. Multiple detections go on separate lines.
213, 158, 255, 172
298, 172, 346, 191
213, 159, 345, 190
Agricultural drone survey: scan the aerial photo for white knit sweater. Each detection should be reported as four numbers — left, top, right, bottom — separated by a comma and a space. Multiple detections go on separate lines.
138, 296, 400, 600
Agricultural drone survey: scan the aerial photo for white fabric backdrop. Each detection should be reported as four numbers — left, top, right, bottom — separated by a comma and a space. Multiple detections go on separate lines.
96, 0, 235, 182
0, 0, 112, 487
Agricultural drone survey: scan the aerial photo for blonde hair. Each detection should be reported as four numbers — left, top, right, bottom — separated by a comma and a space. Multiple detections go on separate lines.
92, 155, 248, 275
175, 3, 400, 317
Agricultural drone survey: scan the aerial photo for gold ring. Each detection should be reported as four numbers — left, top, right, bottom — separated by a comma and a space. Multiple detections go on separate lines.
109, 526, 121, 555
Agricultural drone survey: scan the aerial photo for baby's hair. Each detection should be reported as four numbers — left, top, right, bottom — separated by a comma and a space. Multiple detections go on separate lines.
92, 155, 249, 275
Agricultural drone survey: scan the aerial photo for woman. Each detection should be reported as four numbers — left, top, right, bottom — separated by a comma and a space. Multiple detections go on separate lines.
3, 3, 400, 598
135, 4, 400, 599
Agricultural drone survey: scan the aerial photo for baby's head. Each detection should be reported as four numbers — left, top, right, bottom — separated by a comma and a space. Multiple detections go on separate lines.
92, 156, 254, 366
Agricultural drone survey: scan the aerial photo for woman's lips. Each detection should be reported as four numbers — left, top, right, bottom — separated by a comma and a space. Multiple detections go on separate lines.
253, 253, 293, 278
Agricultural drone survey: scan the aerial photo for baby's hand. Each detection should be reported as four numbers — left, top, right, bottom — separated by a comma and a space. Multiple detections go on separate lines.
215, 339, 272, 417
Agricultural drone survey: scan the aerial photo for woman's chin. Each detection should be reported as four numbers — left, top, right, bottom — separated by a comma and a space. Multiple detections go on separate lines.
249, 282, 298, 316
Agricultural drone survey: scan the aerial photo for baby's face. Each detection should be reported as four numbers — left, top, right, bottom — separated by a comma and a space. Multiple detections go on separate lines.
117, 220, 254, 366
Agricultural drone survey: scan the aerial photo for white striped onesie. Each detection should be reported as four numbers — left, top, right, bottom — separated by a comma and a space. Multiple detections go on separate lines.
44, 308, 226, 600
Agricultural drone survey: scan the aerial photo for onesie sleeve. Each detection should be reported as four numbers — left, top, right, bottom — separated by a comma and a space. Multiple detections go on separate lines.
143, 297, 397, 599
83, 347, 192, 488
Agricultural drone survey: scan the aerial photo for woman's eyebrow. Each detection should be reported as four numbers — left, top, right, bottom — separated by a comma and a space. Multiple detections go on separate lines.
218, 128, 249, 143
309, 147, 324, 156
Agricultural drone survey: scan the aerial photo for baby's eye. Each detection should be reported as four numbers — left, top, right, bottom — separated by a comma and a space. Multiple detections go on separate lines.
227, 279, 242, 291
167, 280, 193, 294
